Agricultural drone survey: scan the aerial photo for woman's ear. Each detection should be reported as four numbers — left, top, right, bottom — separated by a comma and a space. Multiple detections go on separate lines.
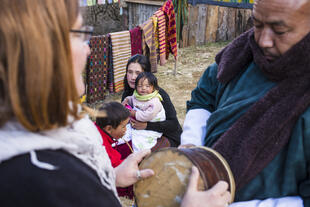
103, 125, 113, 134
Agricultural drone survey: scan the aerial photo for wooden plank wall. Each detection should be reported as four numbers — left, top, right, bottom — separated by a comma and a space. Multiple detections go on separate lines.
127, 2, 162, 29
124, 1, 252, 47
180, 4, 252, 47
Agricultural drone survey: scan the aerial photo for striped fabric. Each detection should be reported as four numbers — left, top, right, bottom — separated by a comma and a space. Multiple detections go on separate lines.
151, 15, 160, 66
141, 18, 157, 73
86, 35, 110, 104
87, 0, 96, 6
161, 0, 177, 59
215, 0, 253, 3
79, 0, 88, 6
151, 16, 159, 50
107, 34, 115, 93
97, 0, 106, 4
155, 10, 167, 66
129, 26, 143, 56
110, 31, 131, 93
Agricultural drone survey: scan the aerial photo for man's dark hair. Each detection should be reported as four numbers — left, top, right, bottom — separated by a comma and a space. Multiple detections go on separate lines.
96, 102, 130, 129
135, 72, 159, 91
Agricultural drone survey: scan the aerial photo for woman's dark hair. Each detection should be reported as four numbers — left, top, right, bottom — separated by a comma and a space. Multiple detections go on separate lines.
123, 54, 152, 92
96, 102, 130, 129
135, 72, 159, 91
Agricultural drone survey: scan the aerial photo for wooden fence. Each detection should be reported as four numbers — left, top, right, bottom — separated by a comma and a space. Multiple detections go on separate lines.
122, 0, 253, 47
188, 0, 253, 8
181, 4, 252, 47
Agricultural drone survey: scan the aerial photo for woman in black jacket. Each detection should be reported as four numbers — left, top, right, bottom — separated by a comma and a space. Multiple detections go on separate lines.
122, 54, 182, 147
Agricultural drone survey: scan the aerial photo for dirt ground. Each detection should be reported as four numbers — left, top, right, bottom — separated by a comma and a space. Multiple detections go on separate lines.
103, 41, 229, 206
105, 41, 228, 126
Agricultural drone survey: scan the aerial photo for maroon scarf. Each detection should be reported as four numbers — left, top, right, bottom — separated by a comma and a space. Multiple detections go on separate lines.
213, 28, 310, 190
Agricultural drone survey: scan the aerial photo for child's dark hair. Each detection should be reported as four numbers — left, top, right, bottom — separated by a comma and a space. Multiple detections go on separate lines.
135, 72, 159, 91
96, 102, 130, 129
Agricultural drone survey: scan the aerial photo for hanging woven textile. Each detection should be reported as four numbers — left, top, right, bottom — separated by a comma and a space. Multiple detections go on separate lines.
129, 26, 143, 56
86, 35, 110, 104
160, 0, 177, 59
155, 10, 167, 66
97, 0, 106, 4
107, 34, 115, 93
110, 31, 131, 93
151, 15, 159, 52
79, 0, 88, 6
140, 18, 157, 73
87, 0, 96, 6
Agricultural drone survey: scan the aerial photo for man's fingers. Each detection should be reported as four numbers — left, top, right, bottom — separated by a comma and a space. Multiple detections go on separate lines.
210, 181, 229, 195
125, 149, 150, 165
186, 166, 200, 192
222, 191, 232, 203
134, 149, 151, 163
178, 144, 196, 149
140, 169, 155, 179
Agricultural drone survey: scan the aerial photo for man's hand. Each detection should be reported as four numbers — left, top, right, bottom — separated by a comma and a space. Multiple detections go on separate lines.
178, 144, 196, 149
181, 166, 231, 207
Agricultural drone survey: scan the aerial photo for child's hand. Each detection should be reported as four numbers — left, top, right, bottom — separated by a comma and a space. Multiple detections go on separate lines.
130, 119, 147, 130
130, 109, 136, 118
122, 98, 129, 106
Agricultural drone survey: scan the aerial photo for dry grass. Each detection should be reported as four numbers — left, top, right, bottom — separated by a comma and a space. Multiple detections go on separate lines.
104, 42, 229, 206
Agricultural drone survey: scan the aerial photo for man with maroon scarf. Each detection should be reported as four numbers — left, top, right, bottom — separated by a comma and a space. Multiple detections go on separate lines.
181, 0, 310, 206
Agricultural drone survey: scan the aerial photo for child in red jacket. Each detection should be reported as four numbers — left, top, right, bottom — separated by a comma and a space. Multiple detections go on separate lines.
95, 102, 130, 168
95, 102, 134, 199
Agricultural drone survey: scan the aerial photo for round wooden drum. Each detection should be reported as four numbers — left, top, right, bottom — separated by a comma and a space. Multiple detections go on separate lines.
134, 147, 235, 207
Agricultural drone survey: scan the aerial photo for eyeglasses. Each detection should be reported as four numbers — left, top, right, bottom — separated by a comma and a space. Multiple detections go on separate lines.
70, 26, 94, 44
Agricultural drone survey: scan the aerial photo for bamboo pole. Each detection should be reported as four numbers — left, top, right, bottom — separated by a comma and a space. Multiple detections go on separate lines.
174, 0, 182, 76
174, 58, 177, 76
